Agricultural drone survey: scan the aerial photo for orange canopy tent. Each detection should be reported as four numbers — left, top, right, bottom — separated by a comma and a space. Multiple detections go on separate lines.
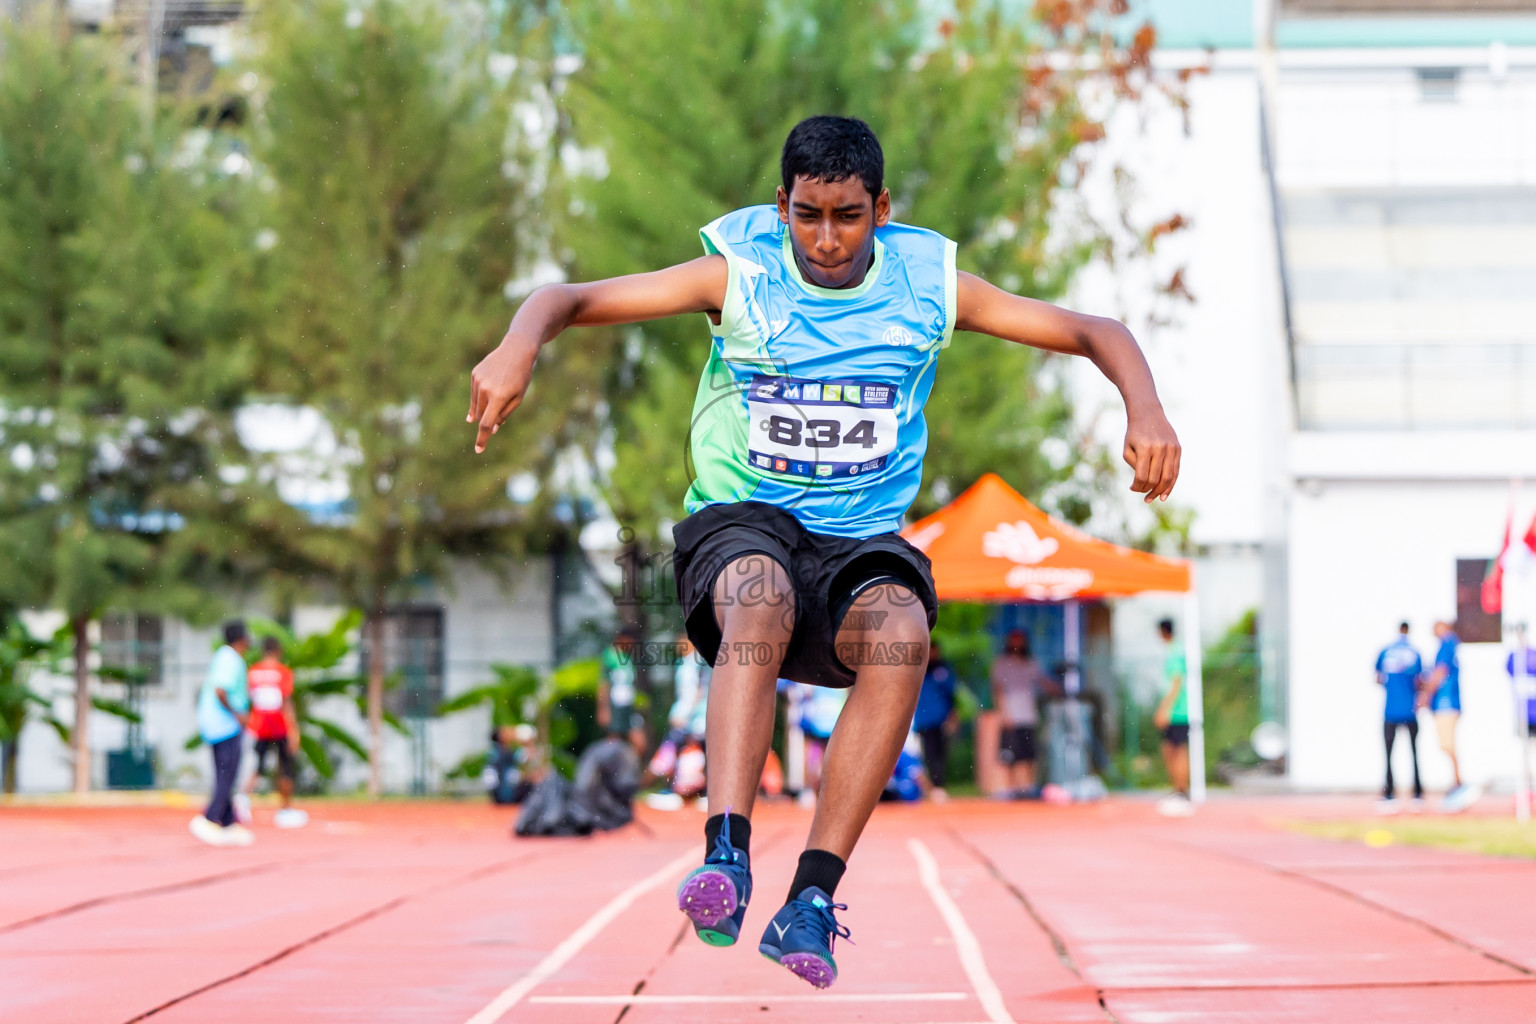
900, 473, 1191, 601
901, 473, 1206, 800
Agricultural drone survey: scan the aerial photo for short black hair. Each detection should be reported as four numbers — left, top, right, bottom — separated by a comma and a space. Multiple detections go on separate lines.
262, 635, 283, 655
781, 116, 884, 200
223, 619, 248, 645
1158, 618, 1175, 638
1399, 621, 1410, 633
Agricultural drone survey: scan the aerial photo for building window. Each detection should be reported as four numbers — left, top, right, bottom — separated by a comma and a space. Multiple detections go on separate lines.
1455, 558, 1500, 644
1417, 67, 1459, 103
361, 607, 445, 717
100, 613, 165, 688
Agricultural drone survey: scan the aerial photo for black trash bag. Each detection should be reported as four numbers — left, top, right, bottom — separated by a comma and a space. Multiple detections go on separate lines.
512, 737, 640, 837
514, 772, 585, 837
569, 736, 640, 833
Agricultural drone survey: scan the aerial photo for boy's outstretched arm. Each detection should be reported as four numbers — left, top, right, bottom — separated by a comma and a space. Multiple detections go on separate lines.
955, 272, 1181, 502
469, 255, 728, 452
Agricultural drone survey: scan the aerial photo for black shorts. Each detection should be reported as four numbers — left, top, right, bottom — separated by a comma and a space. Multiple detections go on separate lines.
1162, 724, 1190, 747
254, 738, 295, 780
672, 501, 938, 689
999, 725, 1038, 765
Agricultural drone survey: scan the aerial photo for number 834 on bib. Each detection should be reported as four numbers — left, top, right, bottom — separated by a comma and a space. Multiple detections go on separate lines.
746, 374, 898, 482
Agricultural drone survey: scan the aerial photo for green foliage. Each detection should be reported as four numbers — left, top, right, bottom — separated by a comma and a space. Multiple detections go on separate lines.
438, 656, 603, 780
553, 0, 1155, 543
237, 0, 589, 604
437, 663, 543, 728
0, 617, 140, 792
0, 13, 249, 618
0, 618, 62, 792
931, 601, 996, 716
0, 13, 253, 785
1202, 609, 1261, 778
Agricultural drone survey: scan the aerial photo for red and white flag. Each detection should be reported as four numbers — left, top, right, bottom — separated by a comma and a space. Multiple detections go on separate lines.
1484, 503, 1536, 615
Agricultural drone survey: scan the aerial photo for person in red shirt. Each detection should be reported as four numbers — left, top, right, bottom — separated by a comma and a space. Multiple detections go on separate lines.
244, 637, 306, 828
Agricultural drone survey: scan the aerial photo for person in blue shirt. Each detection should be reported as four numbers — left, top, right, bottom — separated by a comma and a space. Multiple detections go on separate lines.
469, 115, 1179, 988
190, 621, 254, 847
1507, 624, 1536, 734
911, 639, 957, 801
1426, 620, 1477, 812
1374, 622, 1424, 809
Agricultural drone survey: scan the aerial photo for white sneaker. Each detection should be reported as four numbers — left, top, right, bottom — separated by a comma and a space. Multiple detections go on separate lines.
928, 787, 949, 804
273, 808, 309, 829
221, 823, 256, 846
189, 815, 225, 846
643, 792, 684, 811
1443, 784, 1480, 814
232, 793, 253, 825
1375, 798, 1401, 816
1407, 797, 1426, 814
1157, 793, 1194, 817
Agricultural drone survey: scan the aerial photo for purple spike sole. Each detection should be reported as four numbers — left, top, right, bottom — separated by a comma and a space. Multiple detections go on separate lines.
779, 952, 836, 989
677, 869, 738, 928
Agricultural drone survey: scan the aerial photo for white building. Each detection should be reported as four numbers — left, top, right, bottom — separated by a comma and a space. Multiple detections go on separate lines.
1076, 0, 1536, 790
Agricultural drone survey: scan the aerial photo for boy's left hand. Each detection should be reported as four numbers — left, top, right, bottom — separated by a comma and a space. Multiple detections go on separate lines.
1123, 406, 1181, 503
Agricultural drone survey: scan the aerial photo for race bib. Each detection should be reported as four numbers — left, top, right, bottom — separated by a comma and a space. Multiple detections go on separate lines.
746, 375, 898, 481
251, 686, 285, 712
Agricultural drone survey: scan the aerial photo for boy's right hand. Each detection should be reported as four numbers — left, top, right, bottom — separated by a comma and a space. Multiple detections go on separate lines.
469, 335, 540, 452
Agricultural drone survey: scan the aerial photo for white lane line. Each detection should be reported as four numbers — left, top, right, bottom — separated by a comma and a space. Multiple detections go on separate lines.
909, 838, 1016, 1024
530, 992, 970, 1004
463, 847, 698, 1024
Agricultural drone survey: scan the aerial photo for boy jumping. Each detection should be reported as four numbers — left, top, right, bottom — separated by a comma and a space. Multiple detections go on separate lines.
469, 116, 1179, 988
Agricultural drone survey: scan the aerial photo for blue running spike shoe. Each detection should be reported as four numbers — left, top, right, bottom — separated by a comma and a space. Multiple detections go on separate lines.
676, 816, 752, 946
757, 886, 851, 990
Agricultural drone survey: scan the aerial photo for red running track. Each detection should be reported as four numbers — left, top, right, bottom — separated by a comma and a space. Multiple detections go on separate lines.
1, 795, 1533, 1023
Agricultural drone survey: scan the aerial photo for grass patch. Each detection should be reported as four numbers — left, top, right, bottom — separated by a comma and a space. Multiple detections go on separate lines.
1290, 817, 1536, 860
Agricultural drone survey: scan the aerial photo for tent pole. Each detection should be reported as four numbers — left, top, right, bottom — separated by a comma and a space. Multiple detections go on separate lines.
1064, 600, 1081, 695
1185, 578, 1206, 804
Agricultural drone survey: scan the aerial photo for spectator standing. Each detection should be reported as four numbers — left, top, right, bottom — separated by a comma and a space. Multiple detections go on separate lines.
647, 635, 712, 810
912, 640, 957, 802
991, 630, 1061, 797
1153, 619, 1193, 815
1375, 622, 1425, 813
1506, 624, 1536, 818
599, 627, 646, 755
670, 634, 710, 745
242, 637, 307, 829
189, 621, 254, 847
1425, 620, 1478, 813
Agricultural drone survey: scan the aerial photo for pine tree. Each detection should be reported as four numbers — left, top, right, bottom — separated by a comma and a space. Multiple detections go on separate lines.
559, 0, 1170, 557
0, 13, 246, 791
241, 0, 588, 795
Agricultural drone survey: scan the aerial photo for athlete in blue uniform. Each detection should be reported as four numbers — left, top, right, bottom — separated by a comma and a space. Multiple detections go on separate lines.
1426, 620, 1476, 811
468, 117, 1180, 988
1374, 622, 1424, 809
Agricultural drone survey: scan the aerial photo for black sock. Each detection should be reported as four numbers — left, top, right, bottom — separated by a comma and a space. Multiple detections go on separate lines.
788, 848, 846, 902
704, 813, 751, 861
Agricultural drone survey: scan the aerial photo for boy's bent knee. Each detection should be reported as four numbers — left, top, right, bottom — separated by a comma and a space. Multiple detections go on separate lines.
713, 553, 796, 642
834, 591, 928, 674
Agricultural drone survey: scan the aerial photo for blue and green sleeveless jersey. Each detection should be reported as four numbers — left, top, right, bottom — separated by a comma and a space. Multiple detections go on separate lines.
684, 205, 958, 538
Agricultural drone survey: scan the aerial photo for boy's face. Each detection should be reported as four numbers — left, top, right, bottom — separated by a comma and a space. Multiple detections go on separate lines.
777, 175, 891, 289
